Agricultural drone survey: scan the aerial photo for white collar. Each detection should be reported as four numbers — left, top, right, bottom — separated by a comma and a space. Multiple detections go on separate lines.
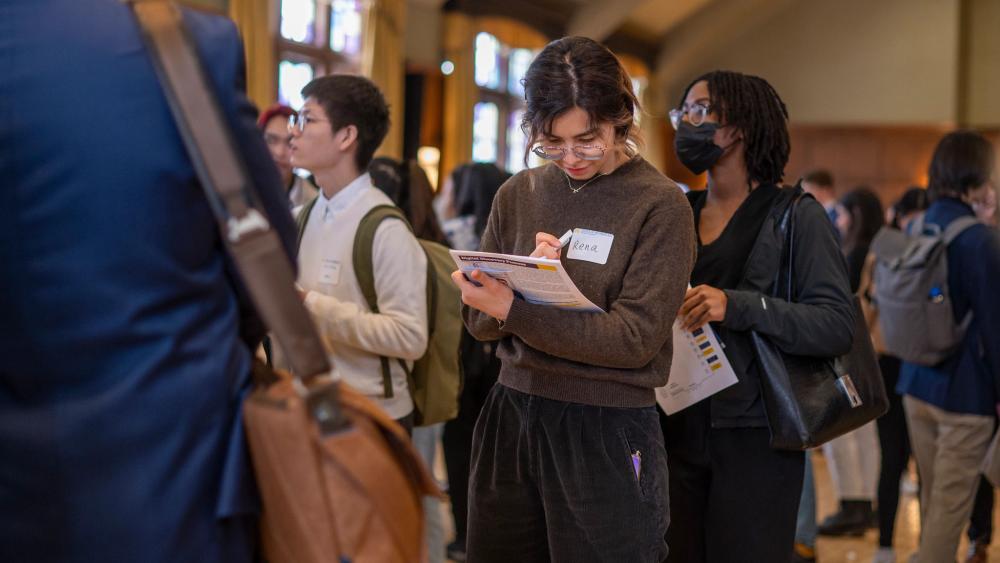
317, 172, 371, 215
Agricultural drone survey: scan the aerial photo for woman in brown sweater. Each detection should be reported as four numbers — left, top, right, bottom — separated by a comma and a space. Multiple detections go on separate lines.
450, 36, 695, 562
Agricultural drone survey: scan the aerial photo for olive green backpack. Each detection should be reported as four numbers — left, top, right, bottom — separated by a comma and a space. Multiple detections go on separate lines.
296, 200, 462, 426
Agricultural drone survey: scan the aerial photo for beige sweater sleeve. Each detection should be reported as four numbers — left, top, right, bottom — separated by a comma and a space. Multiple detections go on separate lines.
305, 220, 429, 360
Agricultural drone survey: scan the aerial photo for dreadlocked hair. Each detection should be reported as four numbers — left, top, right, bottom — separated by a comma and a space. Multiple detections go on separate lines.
679, 70, 790, 186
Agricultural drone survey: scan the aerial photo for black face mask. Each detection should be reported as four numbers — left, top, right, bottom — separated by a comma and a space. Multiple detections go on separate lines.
674, 121, 723, 175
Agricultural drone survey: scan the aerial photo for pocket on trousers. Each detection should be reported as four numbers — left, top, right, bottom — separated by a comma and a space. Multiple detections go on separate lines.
618, 428, 646, 496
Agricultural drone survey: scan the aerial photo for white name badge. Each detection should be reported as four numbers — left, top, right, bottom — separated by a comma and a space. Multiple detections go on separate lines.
566, 228, 614, 265
319, 258, 342, 285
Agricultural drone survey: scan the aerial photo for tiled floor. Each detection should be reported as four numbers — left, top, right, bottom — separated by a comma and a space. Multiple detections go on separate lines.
438, 449, 999, 562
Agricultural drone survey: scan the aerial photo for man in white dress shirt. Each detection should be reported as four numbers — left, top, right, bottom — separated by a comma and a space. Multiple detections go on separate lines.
287, 75, 428, 432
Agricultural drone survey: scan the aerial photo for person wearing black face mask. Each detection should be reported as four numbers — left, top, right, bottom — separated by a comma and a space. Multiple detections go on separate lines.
659, 71, 856, 563
674, 119, 725, 175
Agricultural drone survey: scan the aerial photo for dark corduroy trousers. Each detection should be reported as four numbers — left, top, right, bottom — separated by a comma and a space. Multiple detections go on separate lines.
467, 384, 670, 563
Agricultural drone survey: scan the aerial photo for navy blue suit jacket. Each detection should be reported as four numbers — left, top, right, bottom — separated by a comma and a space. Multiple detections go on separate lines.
0, 1, 296, 561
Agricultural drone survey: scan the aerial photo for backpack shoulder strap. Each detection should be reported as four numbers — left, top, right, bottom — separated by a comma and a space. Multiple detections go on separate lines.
353, 205, 412, 312
294, 195, 319, 251
942, 216, 980, 245
353, 204, 414, 398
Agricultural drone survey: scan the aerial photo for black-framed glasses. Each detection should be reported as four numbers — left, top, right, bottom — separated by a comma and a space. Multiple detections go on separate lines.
669, 102, 712, 130
287, 113, 329, 134
531, 144, 607, 161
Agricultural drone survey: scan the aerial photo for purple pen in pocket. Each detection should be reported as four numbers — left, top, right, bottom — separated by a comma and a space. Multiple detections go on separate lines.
630, 450, 642, 480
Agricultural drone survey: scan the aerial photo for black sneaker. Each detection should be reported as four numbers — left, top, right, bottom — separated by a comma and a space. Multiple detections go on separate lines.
817, 500, 872, 537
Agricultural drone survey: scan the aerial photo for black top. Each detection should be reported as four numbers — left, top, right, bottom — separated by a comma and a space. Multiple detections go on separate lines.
664, 184, 782, 455
690, 183, 781, 291
690, 184, 781, 424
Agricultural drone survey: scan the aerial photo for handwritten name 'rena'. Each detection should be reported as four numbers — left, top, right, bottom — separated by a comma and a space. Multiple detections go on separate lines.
572, 240, 600, 254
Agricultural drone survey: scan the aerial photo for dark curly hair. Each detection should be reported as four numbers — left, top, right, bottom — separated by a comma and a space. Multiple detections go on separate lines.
520, 36, 641, 165
677, 70, 790, 186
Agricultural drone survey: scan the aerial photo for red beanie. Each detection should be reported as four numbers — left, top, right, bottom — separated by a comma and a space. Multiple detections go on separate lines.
257, 104, 297, 129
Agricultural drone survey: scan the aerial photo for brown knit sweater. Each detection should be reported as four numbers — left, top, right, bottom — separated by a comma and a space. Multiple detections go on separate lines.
463, 156, 695, 407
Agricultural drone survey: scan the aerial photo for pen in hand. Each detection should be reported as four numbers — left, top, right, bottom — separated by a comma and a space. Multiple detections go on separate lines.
558, 229, 573, 249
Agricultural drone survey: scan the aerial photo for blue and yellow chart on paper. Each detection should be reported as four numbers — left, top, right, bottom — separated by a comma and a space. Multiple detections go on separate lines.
656, 320, 738, 415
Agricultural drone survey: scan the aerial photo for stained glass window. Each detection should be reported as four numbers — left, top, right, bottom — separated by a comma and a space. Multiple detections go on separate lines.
278, 60, 314, 109
474, 33, 501, 90
507, 49, 533, 97
277, 0, 363, 101
330, 0, 363, 55
280, 0, 315, 44
472, 102, 499, 163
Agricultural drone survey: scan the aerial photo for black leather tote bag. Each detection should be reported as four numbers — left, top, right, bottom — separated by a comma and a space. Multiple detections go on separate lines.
752, 191, 888, 450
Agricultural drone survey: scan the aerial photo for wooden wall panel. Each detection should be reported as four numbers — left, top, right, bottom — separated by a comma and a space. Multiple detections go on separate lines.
654, 124, 1000, 208
785, 125, 951, 208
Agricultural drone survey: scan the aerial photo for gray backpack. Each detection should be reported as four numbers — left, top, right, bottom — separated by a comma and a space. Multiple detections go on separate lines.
870, 215, 978, 366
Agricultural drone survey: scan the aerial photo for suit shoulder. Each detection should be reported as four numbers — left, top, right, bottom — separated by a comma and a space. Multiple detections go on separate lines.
181, 8, 242, 68
181, 7, 240, 43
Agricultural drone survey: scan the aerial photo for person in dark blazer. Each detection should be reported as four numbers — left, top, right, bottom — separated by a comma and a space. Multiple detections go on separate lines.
0, 1, 296, 561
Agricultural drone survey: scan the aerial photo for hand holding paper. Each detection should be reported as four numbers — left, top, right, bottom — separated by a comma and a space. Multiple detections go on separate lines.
679, 285, 729, 331
450, 269, 515, 321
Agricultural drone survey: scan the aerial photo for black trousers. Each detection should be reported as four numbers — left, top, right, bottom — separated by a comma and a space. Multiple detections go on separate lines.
875, 354, 911, 548
662, 405, 804, 563
467, 384, 669, 563
442, 335, 500, 546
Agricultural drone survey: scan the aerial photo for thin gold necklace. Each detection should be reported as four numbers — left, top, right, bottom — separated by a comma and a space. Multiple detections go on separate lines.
563, 152, 625, 193
564, 171, 604, 194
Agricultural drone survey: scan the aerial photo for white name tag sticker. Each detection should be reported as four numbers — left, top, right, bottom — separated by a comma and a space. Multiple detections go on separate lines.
319, 258, 342, 285
566, 228, 614, 265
